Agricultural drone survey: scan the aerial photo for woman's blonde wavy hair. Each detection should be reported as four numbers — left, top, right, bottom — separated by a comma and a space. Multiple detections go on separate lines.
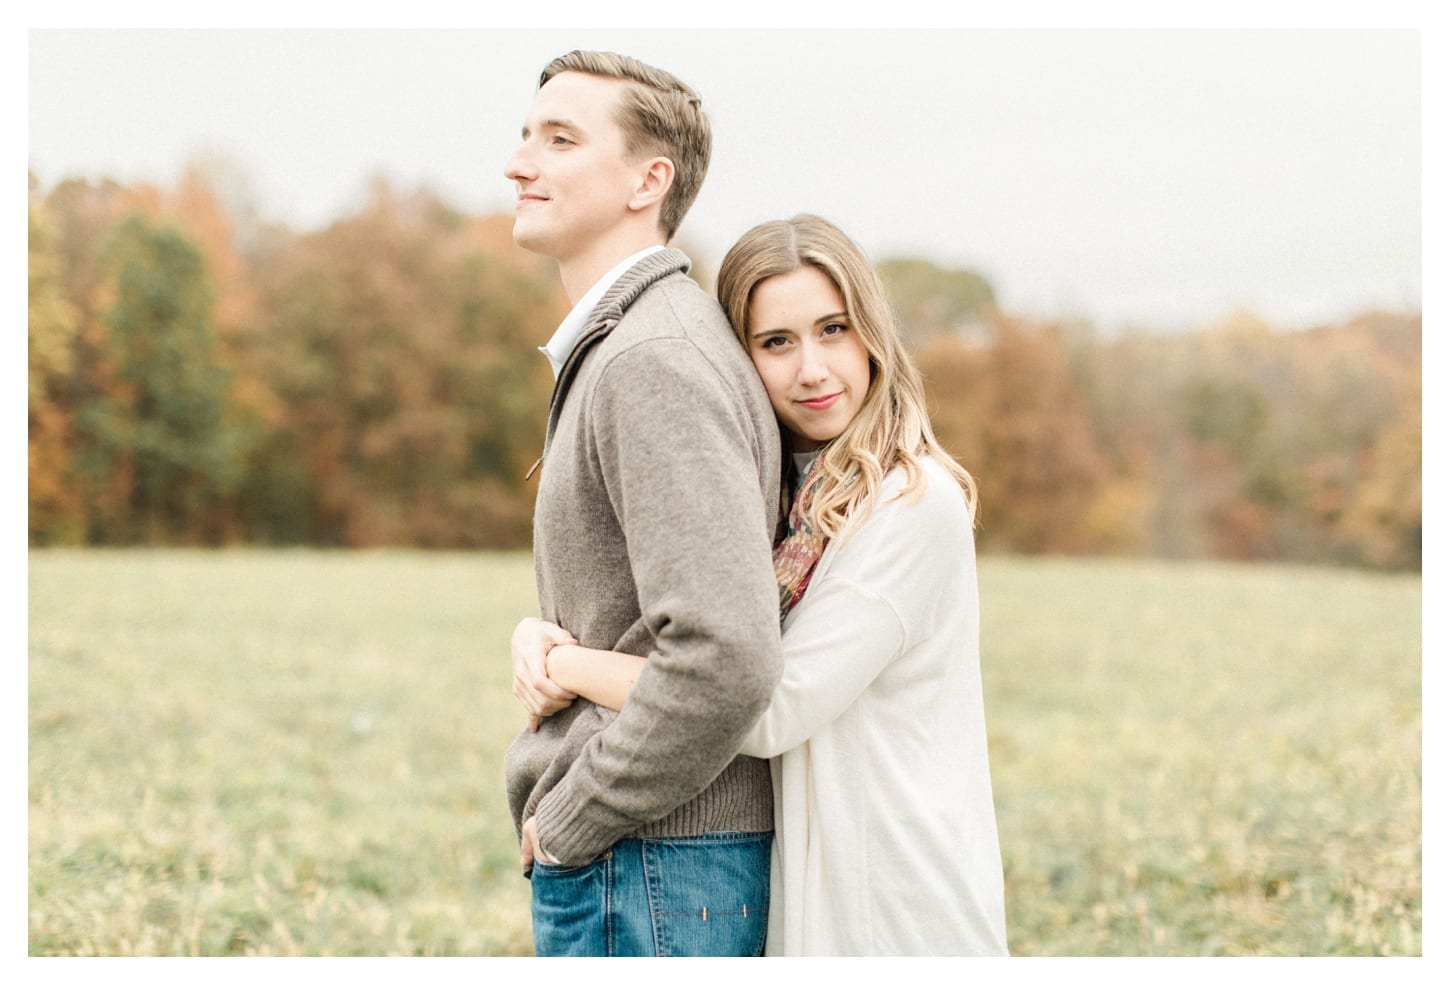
716, 214, 978, 540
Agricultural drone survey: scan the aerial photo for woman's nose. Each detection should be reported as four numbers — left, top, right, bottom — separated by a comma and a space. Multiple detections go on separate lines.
797, 345, 829, 386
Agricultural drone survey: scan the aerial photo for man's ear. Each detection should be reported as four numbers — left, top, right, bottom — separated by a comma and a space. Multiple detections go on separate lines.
627, 157, 675, 215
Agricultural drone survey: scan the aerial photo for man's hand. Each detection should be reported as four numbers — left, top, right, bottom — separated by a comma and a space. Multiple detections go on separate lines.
511, 617, 579, 731
520, 815, 560, 869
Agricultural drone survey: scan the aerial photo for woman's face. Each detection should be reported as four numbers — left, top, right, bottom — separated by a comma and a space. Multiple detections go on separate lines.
745, 265, 872, 452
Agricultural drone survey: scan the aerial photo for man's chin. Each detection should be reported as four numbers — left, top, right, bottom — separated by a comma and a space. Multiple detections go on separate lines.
511, 223, 552, 257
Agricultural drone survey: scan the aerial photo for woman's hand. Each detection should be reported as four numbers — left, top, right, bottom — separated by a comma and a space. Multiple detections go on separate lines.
511, 617, 579, 731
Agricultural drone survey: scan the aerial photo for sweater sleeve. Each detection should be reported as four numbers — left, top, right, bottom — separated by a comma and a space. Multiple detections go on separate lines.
738, 463, 971, 758
530, 336, 783, 865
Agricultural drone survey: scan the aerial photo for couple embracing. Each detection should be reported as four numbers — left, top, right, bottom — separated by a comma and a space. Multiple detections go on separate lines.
501, 49, 1007, 958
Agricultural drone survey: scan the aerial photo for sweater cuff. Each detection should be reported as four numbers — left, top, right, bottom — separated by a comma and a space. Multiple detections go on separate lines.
531, 777, 617, 867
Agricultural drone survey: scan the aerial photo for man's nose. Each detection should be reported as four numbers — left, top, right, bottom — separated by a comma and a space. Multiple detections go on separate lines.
504, 142, 536, 183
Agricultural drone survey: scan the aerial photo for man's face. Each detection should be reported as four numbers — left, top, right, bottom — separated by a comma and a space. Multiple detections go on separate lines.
504, 71, 644, 263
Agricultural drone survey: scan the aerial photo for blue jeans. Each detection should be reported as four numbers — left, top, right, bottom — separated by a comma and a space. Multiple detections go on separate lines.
529, 831, 772, 956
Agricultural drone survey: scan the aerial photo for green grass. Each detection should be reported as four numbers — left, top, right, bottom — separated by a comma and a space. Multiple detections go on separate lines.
28, 550, 1421, 956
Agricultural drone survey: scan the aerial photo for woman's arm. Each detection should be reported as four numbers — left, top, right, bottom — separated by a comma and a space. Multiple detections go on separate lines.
738, 463, 972, 758
510, 617, 646, 719
546, 643, 646, 713
736, 580, 904, 757
533, 588, 898, 754
524, 583, 898, 754
515, 467, 966, 757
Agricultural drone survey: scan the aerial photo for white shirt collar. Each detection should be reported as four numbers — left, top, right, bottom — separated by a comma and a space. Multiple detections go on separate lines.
539, 246, 666, 378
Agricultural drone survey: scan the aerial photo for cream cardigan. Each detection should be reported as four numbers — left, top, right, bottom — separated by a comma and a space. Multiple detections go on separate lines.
739, 456, 1009, 956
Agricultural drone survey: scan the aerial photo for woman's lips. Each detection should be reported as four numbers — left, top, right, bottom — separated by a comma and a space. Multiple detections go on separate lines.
797, 393, 841, 411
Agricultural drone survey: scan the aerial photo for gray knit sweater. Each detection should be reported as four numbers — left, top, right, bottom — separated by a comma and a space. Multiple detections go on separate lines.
504, 249, 783, 867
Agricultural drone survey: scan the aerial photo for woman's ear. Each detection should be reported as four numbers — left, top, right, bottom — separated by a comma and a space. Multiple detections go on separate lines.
628, 157, 675, 215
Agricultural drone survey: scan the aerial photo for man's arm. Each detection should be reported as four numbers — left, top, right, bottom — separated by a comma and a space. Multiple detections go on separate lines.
529, 337, 782, 865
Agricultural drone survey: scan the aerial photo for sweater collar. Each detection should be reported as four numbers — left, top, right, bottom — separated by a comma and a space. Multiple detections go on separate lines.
543, 247, 695, 445
556, 248, 692, 379
584, 248, 693, 338
539, 246, 666, 379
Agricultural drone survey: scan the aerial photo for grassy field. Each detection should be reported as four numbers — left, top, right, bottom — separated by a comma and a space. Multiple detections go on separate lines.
28, 550, 1421, 956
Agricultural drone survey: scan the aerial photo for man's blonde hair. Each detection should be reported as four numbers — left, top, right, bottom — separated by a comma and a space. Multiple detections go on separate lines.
539, 50, 711, 240
717, 214, 978, 540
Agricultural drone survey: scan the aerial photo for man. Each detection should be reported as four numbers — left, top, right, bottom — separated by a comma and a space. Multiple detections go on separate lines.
501, 50, 783, 957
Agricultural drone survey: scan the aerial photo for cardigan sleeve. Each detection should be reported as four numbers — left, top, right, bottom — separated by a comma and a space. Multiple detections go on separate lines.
738, 461, 972, 759
737, 578, 905, 757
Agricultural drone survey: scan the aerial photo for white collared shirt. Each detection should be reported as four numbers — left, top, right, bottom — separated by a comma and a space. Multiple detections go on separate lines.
539, 246, 666, 379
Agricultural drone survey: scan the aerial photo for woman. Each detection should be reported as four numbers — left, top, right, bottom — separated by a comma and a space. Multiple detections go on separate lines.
513, 215, 1008, 956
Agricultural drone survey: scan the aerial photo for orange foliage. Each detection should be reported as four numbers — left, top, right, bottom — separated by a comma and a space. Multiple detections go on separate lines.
27, 169, 1422, 567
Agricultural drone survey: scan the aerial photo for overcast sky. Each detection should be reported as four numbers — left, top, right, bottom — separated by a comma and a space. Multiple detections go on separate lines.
27, 27, 1422, 332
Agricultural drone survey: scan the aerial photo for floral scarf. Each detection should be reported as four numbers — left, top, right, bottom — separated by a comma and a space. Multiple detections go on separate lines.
773, 452, 830, 623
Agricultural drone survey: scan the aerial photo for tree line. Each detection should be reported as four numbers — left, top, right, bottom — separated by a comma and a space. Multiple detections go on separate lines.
28, 170, 1420, 570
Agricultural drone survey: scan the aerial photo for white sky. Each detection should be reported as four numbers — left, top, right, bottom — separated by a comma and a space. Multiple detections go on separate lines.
26, 25, 1423, 333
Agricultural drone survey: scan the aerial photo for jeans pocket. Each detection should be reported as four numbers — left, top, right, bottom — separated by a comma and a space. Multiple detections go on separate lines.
642, 833, 772, 957
530, 854, 610, 956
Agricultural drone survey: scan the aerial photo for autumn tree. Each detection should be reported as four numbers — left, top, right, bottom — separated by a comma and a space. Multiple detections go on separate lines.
32, 175, 175, 543
1290, 314, 1422, 568
238, 181, 563, 546
72, 213, 250, 543
1081, 309, 1421, 568
878, 256, 996, 349
27, 193, 83, 543
1337, 374, 1420, 569
29, 169, 1418, 567
919, 314, 1110, 554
